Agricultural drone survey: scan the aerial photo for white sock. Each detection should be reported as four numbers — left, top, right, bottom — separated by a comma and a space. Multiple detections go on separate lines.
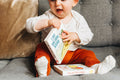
35, 56, 48, 77
91, 55, 116, 74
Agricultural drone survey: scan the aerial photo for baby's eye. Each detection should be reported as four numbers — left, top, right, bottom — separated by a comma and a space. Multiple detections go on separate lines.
61, 0, 65, 1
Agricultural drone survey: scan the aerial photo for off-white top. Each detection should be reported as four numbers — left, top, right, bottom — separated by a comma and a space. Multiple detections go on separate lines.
26, 9, 93, 51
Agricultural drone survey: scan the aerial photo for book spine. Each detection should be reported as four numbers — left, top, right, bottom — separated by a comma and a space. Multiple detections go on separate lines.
63, 70, 94, 76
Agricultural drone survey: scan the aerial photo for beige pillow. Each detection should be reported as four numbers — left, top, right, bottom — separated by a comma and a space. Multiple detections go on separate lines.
0, 0, 40, 59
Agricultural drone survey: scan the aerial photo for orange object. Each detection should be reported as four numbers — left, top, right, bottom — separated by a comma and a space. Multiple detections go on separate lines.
35, 42, 100, 77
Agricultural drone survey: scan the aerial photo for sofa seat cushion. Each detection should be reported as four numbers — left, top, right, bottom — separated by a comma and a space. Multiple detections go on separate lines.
0, 46, 120, 80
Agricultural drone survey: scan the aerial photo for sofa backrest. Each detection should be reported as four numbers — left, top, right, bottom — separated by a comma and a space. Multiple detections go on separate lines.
38, 0, 120, 47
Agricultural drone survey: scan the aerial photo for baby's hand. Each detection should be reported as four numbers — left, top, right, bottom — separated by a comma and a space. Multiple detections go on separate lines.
48, 18, 61, 29
61, 30, 80, 44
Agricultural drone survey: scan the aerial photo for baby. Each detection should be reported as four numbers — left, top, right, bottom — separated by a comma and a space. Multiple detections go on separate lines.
26, 0, 116, 77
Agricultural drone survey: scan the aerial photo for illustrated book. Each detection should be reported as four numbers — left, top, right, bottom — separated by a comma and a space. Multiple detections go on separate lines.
44, 24, 70, 64
54, 64, 95, 76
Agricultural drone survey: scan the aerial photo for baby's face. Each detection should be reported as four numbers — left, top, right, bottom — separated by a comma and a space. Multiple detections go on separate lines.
48, 0, 76, 19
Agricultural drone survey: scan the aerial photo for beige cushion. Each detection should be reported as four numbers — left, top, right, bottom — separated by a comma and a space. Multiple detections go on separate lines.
0, 0, 40, 59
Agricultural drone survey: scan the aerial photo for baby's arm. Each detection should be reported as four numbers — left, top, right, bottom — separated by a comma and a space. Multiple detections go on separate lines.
34, 19, 50, 31
35, 18, 61, 31
26, 16, 61, 33
76, 16, 94, 45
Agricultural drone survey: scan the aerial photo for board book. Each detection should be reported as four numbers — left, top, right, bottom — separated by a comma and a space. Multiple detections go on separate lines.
44, 24, 70, 64
54, 64, 95, 76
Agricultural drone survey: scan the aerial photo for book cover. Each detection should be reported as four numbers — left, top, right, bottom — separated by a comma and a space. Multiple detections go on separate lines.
54, 64, 95, 76
44, 24, 70, 64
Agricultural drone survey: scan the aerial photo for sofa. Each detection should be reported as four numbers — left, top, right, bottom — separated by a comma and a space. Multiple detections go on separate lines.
0, 0, 120, 80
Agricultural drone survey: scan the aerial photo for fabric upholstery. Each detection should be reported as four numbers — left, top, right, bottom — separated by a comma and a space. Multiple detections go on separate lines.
80, 0, 112, 46
0, 47, 120, 80
0, 0, 40, 59
112, 0, 120, 46
0, 0, 120, 80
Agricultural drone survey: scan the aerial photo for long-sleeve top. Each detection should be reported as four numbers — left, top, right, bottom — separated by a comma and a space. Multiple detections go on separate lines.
26, 9, 93, 51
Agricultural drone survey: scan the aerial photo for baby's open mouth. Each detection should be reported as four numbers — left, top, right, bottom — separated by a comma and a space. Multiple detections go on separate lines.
56, 9, 63, 14
56, 9, 63, 12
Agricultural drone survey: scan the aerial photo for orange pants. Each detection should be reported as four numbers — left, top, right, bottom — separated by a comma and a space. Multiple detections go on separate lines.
35, 42, 100, 77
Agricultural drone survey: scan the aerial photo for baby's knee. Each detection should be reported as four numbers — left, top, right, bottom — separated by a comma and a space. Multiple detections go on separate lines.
85, 50, 96, 57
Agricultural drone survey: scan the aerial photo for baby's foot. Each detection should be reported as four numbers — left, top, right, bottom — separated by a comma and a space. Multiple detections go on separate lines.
97, 55, 116, 74
35, 56, 48, 77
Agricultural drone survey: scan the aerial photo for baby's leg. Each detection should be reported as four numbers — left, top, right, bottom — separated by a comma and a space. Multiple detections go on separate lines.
35, 42, 52, 77
68, 49, 100, 67
91, 55, 116, 74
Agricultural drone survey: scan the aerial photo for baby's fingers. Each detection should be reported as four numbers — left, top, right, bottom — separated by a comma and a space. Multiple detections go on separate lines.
61, 35, 68, 39
68, 40, 73, 44
63, 39, 72, 44
63, 30, 69, 35
63, 38, 70, 42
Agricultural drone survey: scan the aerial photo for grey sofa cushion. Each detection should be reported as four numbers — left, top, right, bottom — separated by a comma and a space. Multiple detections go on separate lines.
0, 46, 120, 80
0, 60, 9, 70
80, 0, 112, 46
112, 0, 120, 46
